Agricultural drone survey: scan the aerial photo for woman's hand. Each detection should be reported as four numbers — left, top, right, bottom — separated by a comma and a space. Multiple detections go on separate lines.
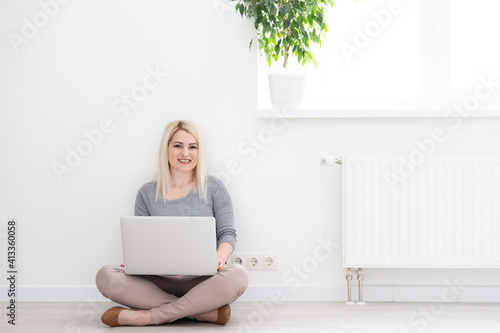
216, 258, 225, 271
216, 242, 234, 271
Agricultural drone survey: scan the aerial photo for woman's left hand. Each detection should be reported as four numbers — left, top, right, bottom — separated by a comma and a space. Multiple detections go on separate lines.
217, 258, 226, 271
216, 242, 234, 272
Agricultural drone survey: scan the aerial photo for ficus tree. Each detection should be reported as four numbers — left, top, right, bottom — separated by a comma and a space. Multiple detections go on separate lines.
232, 0, 335, 68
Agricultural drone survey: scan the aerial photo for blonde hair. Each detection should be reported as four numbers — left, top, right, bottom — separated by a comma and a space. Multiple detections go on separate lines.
154, 120, 208, 201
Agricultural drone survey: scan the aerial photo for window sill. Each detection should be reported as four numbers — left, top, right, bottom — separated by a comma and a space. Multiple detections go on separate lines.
257, 107, 500, 119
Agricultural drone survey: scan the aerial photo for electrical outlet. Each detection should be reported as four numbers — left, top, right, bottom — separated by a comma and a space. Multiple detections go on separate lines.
231, 253, 246, 267
231, 253, 278, 270
247, 254, 261, 270
262, 254, 278, 270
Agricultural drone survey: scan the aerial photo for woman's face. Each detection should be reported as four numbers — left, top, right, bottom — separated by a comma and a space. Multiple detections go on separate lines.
167, 130, 199, 175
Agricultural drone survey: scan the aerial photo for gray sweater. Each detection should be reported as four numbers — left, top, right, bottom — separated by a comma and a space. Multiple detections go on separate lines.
134, 176, 236, 249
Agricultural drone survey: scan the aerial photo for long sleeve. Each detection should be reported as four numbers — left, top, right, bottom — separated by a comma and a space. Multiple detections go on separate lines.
211, 177, 237, 249
134, 186, 151, 216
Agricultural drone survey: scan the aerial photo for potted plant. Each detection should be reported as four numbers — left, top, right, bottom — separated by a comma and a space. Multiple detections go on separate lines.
232, 0, 335, 108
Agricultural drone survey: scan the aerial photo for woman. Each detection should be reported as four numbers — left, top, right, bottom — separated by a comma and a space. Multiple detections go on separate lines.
96, 120, 249, 326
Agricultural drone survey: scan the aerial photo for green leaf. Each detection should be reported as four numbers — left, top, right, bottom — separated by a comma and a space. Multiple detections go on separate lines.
283, 18, 291, 30
270, 4, 277, 16
317, 13, 323, 24
264, 22, 271, 34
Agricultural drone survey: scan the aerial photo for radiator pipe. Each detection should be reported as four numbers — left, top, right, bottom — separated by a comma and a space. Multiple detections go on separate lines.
346, 269, 354, 304
357, 269, 366, 305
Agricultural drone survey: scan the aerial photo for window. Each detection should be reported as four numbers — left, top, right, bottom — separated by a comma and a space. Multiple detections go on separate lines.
257, 0, 500, 118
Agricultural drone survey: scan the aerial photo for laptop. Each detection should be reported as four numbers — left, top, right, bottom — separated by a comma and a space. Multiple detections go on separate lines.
120, 216, 217, 276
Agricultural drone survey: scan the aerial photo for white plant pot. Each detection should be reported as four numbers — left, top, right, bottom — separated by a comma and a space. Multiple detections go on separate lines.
268, 68, 306, 109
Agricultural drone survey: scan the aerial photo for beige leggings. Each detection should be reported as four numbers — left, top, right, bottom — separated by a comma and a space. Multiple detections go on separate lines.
95, 264, 249, 324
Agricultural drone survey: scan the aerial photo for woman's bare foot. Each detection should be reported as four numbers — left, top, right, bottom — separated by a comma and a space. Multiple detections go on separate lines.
117, 309, 155, 326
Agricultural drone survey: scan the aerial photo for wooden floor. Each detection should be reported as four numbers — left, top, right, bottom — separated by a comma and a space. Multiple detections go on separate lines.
2, 301, 500, 332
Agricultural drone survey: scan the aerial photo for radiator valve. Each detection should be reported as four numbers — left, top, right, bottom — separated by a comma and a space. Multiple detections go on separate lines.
321, 156, 342, 166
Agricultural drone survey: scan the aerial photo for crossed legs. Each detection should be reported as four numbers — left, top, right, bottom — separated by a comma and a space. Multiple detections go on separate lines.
96, 264, 249, 325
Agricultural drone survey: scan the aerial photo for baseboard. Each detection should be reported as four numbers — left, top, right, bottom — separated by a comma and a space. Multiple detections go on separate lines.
1, 284, 499, 302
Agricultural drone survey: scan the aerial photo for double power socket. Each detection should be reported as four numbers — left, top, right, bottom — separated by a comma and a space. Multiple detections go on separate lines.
230, 253, 278, 270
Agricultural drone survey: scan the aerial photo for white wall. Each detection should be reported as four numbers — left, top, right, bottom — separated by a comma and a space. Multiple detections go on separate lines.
1, 0, 500, 302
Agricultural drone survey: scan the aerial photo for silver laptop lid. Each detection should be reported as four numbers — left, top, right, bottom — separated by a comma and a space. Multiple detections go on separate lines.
120, 216, 217, 276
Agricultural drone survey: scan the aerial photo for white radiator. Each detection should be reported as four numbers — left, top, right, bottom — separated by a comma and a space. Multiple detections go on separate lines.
339, 155, 500, 268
